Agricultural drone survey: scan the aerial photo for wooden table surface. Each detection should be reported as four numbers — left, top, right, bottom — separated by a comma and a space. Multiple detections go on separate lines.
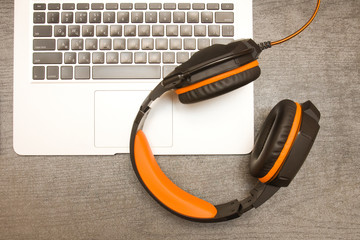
1, 0, 359, 239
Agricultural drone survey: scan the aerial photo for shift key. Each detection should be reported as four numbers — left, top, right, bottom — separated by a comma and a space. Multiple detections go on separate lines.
33, 53, 62, 64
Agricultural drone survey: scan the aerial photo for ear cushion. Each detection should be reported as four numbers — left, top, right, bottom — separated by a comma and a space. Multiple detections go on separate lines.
176, 61, 260, 104
250, 100, 300, 180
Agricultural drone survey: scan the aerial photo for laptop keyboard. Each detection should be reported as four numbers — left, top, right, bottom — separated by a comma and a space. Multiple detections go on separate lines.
32, 2, 235, 81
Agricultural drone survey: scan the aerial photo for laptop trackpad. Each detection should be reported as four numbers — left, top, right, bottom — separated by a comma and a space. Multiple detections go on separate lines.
94, 90, 173, 148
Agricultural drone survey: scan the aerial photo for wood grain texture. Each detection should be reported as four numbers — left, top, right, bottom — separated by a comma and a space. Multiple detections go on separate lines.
1, 0, 359, 239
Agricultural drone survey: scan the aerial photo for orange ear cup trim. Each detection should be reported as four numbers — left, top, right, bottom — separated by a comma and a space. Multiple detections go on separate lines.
134, 130, 217, 219
175, 60, 259, 95
259, 102, 302, 183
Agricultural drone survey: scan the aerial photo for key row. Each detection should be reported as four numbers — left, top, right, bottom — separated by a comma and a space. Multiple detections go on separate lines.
34, 25, 234, 38
34, 3, 233, 11
34, 11, 234, 24
34, 38, 234, 51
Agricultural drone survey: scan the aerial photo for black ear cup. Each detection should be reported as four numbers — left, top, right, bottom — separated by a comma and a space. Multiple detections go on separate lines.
250, 100, 299, 180
177, 64, 261, 104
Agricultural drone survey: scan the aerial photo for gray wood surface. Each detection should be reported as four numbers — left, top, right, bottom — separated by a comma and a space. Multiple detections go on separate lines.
1, 0, 359, 239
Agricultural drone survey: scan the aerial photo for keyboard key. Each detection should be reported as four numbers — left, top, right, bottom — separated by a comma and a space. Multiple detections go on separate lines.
159, 12, 171, 23
96, 25, 108, 36
187, 12, 199, 23
106, 3, 118, 10
211, 38, 234, 45
221, 3, 234, 10
169, 38, 181, 50
149, 3, 161, 10
173, 12, 185, 23
145, 12, 157, 23
71, 39, 83, 50
33, 53, 62, 64
163, 53, 175, 64
99, 39, 111, 50
92, 52, 104, 64
120, 52, 133, 63
106, 52, 119, 64
155, 39, 168, 50
207, 3, 219, 10
78, 52, 91, 64
164, 3, 176, 10
54, 25, 66, 37
61, 66, 73, 79
131, 12, 143, 23
152, 25, 164, 36
180, 25, 192, 36
194, 25, 206, 36
85, 39, 98, 50
64, 52, 76, 64
215, 12, 234, 23
33, 66, 45, 80
34, 4, 46, 10
118, 12, 130, 23
75, 66, 90, 79
134, 52, 147, 64
57, 39, 69, 50
222, 25, 234, 36
149, 52, 161, 63
47, 66, 59, 80
198, 38, 210, 49
135, 3, 147, 10
34, 26, 52, 37
48, 4, 61, 10
208, 25, 220, 36
113, 39, 126, 50
103, 12, 115, 23
184, 39, 196, 50
163, 65, 177, 78
166, 25, 178, 36
110, 25, 122, 36
63, 3, 75, 10
47, 12, 59, 23
75, 12, 87, 23
142, 38, 154, 50
120, 3, 133, 10
77, 3, 89, 10
127, 38, 140, 50
89, 12, 101, 23
92, 66, 160, 79
192, 3, 205, 10
201, 12, 213, 23
91, 3, 104, 10
82, 25, 94, 36
138, 25, 150, 36
178, 3, 191, 10
33, 39, 55, 51
61, 12, 73, 23
68, 25, 80, 37
33, 12, 45, 23
124, 25, 136, 36
177, 52, 189, 63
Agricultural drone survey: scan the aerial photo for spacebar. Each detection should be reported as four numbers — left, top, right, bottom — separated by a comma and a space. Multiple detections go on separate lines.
92, 66, 161, 79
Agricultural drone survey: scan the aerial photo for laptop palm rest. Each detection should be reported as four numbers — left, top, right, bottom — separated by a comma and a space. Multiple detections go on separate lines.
94, 90, 173, 148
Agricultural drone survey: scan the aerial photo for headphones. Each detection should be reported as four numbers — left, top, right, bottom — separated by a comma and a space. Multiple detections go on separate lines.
130, 0, 321, 222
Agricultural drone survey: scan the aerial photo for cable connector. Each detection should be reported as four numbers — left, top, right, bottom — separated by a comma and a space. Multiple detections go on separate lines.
258, 41, 272, 51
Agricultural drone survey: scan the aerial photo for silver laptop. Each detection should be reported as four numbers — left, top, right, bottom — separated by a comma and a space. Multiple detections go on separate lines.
13, 0, 254, 155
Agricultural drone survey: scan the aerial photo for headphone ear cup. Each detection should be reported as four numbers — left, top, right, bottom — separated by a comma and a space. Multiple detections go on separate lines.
250, 100, 300, 182
176, 63, 261, 104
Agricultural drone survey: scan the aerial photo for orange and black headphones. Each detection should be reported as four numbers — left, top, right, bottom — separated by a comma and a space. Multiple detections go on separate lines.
130, 0, 321, 222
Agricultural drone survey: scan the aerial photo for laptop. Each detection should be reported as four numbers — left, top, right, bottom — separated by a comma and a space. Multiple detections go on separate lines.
13, 0, 254, 155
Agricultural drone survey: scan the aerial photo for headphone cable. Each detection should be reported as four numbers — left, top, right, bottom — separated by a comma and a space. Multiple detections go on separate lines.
258, 0, 321, 50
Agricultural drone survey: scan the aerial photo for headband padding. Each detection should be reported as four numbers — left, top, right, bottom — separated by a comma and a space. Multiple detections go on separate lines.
178, 65, 260, 104
250, 100, 300, 180
134, 130, 217, 219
